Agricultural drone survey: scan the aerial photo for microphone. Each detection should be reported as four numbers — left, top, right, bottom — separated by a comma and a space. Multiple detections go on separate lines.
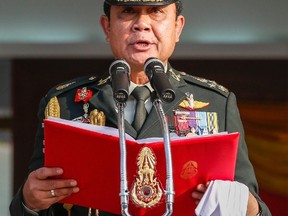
144, 57, 175, 103
109, 59, 131, 103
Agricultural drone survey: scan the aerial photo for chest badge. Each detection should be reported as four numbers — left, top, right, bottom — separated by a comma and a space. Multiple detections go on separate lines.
173, 110, 219, 136
73, 87, 93, 123
179, 93, 209, 110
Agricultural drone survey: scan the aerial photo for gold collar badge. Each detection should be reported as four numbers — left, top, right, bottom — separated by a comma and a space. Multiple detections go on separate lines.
56, 81, 76, 91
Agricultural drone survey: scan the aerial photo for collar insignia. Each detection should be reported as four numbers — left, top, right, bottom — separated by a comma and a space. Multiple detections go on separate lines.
97, 76, 110, 86
89, 76, 97, 81
169, 69, 181, 81
56, 81, 76, 91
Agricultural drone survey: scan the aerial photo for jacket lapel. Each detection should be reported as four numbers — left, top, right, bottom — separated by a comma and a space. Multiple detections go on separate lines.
137, 88, 187, 139
137, 67, 188, 139
89, 83, 138, 139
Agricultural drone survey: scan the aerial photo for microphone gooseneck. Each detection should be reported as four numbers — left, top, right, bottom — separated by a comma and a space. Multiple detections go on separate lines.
144, 57, 175, 215
109, 59, 131, 103
109, 59, 131, 215
144, 57, 175, 103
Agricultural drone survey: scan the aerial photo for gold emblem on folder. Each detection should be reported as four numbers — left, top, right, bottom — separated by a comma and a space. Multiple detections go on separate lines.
131, 147, 163, 208
180, 160, 198, 179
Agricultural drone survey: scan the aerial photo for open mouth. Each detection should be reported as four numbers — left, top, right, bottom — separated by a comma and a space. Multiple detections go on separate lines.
136, 41, 149, 46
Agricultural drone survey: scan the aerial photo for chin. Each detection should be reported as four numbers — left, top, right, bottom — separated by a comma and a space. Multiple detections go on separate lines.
132, 54, 158, 64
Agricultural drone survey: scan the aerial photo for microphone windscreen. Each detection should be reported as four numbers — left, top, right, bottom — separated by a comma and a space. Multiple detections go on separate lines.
109, 59, 130, 103
144, 57, 175, 103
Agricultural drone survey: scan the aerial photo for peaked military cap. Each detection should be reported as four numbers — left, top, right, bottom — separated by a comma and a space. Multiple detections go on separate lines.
105, 0, 178, 6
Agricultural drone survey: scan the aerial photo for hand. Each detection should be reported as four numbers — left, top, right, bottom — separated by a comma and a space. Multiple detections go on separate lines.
22, 167, 79, 210
191, 182, 210, 205
192, 181, 260, 216
246, 192, 260, 216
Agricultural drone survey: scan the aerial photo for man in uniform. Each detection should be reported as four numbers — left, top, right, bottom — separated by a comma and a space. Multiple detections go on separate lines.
10, 0, 271, 215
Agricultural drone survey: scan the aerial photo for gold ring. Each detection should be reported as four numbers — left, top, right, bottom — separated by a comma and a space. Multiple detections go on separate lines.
50, 189, 56, 197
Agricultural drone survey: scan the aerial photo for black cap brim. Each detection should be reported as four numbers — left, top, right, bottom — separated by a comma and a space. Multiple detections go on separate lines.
105, 0, 176, 6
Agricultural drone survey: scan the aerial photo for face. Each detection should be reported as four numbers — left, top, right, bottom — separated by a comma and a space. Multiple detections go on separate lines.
101, 4, 185, 71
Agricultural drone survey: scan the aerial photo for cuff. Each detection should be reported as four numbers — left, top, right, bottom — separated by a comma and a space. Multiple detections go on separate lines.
22, 202, 40, 216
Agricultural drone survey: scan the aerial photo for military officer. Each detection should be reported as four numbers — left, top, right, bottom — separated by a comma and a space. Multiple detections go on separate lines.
10, 0, 271, 215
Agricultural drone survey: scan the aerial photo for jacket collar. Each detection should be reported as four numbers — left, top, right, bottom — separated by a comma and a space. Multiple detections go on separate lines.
89, 65, 188, 139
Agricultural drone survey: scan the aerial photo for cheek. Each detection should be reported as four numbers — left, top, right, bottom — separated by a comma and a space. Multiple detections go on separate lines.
109, 24, 129, 43
155, 21, 178, 43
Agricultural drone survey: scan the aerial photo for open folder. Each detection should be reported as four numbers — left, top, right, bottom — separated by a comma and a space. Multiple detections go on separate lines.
44, 117, 239, 215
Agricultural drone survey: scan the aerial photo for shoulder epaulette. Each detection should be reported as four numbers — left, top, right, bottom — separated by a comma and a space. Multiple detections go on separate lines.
45, 75, 101, 99
179, 71, 230, 97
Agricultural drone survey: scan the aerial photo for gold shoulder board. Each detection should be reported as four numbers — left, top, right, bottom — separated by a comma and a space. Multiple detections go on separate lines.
45, 96, 60, 119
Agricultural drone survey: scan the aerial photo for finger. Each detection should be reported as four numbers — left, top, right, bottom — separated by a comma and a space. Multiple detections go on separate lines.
35, 178, 78, 192
194, 184, 206, 193
33, 167, 63, 180
191, 191, 204, 200
47, 187, 80, 199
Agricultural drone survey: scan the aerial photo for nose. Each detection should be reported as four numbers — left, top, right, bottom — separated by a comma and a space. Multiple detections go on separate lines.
132, 14, 151, 32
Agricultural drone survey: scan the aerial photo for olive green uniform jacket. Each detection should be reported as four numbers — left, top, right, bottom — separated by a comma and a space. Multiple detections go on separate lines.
10, 65, 271, 215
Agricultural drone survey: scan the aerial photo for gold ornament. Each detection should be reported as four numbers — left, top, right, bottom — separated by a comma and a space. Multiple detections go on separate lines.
89, 109, 106, 126
45, 96, 60, 119
131, 147, 163, 208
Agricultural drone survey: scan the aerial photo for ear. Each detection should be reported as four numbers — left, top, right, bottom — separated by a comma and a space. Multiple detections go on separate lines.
100, 15, 111, 42
175, 15, 185, 43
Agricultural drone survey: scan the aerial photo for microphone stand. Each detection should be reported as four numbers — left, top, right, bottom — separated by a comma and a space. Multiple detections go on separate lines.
116, 102, 131, 216
152, 94, 175, 216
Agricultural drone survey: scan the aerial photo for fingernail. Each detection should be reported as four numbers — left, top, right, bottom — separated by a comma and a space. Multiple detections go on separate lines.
73, 187, 80, 193
56, 168, 63, 174
70, 180, 77, 186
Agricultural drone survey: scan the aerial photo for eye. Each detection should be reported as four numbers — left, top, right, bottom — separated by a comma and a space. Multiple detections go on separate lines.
151, 6, 164, 14
122, 7, 135, 14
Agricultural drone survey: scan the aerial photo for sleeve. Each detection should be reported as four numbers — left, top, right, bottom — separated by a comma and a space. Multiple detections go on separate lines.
28, 97, 48, 172
9, 186, 29, 216
9, 97, 50, 216
9, 186, 43, 216
225, 92, 271, 216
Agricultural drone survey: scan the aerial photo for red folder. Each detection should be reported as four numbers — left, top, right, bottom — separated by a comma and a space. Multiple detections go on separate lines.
44, 118, 239, 215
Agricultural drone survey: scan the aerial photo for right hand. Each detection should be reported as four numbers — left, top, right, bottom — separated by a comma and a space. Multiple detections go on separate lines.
22, 167, 79, 210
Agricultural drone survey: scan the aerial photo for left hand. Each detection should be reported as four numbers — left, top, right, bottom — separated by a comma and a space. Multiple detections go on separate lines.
191, 181, 210, 205
191, 181, 260, 216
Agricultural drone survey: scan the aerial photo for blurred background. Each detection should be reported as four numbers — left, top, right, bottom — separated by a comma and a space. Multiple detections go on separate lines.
0, 0, 287, 215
